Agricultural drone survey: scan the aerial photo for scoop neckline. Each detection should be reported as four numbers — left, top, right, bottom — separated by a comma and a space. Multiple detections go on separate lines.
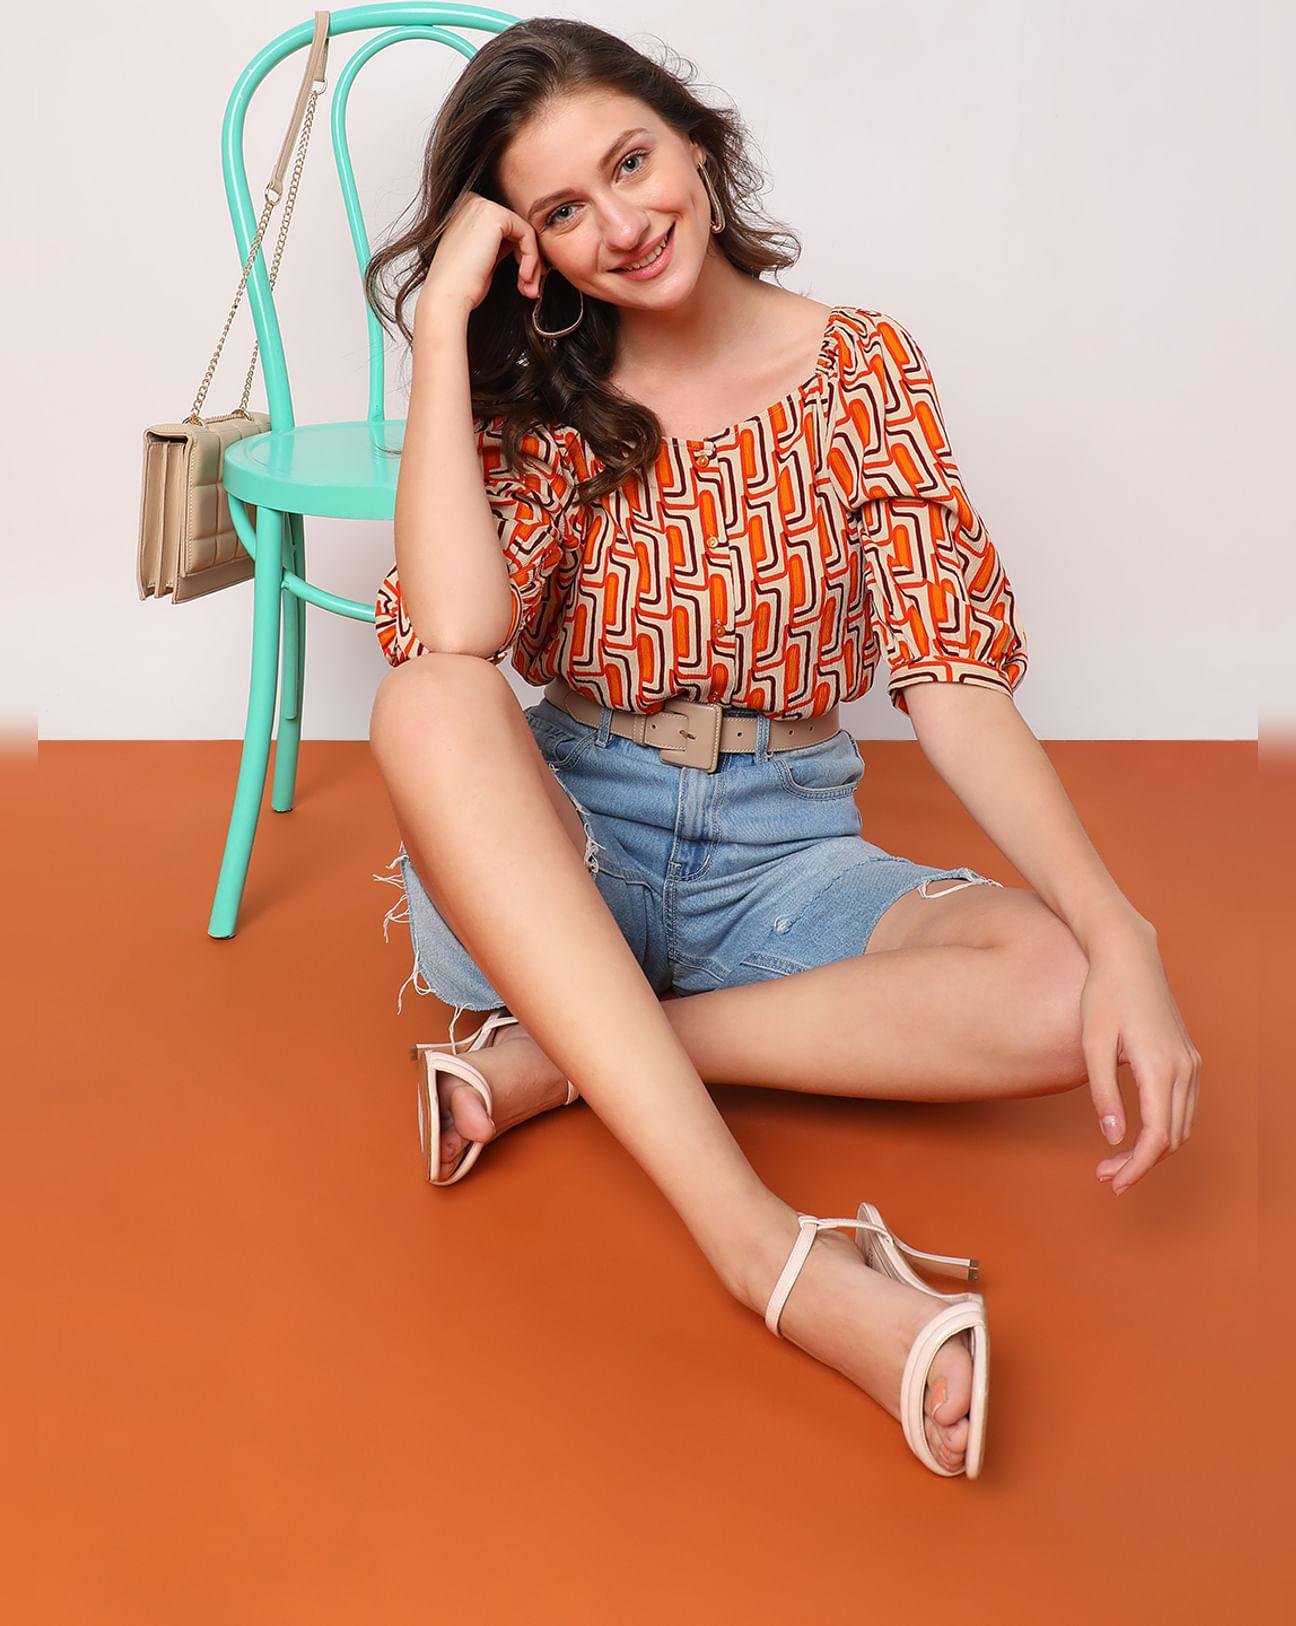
641, 302, 850, 449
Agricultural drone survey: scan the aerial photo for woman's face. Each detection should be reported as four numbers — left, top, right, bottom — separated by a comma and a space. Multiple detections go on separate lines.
497, 89, 713, 309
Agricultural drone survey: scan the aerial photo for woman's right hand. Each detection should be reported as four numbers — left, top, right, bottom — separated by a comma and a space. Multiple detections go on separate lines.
417, 191, 545, 331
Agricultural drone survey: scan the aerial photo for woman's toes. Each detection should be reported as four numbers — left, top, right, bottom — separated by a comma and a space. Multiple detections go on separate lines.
447, 1080, 496, 1143
432, 1083, 496, 1176
929, 1332, 973, 1415
922, 1332, 973, 1464
925, 1417, 968, 1469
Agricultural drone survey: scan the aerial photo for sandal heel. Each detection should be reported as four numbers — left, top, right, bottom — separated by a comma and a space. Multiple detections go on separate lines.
892, 1239, 980, 1283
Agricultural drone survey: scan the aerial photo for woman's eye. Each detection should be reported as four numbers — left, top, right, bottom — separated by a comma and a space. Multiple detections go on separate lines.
544, 150, 650, 228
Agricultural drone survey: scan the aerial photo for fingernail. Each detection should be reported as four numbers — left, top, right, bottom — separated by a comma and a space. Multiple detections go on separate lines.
1101, 1115, 1121, 1144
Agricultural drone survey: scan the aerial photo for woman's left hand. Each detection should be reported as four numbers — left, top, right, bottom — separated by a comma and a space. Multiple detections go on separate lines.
1080, 922, 1201, 1196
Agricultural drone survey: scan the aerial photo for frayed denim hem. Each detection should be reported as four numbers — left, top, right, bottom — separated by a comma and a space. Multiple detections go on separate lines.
916, 868, 1005, 899
370, 843, 501, 1052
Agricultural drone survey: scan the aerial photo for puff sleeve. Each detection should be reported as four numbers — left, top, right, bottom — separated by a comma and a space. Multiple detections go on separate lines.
827, 311, 1028, 715
374, 417, 579, 670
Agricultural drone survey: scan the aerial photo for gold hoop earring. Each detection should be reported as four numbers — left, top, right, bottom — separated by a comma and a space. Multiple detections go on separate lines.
697, 162, 725, 233
530, 275, 584, 339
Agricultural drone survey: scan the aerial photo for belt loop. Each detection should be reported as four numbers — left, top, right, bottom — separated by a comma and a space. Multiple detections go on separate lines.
595, 703, 613, 747
754, 712, 770, 764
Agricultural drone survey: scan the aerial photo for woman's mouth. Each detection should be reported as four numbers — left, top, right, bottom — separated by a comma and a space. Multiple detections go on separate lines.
610, 223, 675, 280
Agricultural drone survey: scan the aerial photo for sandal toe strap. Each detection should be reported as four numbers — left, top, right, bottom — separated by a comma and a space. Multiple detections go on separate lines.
900, 1300, 985, 1474
423, 1052, 495, 1116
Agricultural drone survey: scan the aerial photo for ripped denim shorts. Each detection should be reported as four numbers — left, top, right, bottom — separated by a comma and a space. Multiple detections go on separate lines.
372, 696, 1003, 1046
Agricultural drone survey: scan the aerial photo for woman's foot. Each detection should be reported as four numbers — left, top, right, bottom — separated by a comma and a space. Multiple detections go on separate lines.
742, 1211, 975, 1471
433, 1015, 572, 1181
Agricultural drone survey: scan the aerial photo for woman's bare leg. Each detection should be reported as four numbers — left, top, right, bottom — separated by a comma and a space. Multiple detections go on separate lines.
426, 749, 1087, 1118
371, 654, 786, 1289
630, 904, 1090, 1102
369, 653, 981, 1470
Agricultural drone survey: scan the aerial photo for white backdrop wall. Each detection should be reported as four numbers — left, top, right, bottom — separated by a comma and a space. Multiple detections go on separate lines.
13, 0, 1287, 742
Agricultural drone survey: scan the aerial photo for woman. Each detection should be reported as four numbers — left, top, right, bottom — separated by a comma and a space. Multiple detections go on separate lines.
364, 19, 1200, 1479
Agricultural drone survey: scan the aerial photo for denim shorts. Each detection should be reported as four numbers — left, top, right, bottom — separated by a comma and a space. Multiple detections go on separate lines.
372, 696, 1003, 1043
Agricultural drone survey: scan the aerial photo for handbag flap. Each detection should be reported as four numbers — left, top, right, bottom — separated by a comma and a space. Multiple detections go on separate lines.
137, 412, 268, 600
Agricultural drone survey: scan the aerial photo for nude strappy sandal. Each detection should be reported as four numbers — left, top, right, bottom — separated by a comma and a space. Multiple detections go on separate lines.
763, 1202, 990, 1478
411, 1010, 579, 1186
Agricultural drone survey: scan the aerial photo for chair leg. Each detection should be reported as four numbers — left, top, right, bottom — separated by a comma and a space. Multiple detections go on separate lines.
272, 512, 306, 813
208, 506, 285, 938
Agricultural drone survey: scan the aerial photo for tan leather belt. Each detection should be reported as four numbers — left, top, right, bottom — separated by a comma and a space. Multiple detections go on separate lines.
543, 674, 839, 774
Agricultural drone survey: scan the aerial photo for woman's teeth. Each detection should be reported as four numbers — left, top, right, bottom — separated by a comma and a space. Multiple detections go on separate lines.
618, 229, 670, 270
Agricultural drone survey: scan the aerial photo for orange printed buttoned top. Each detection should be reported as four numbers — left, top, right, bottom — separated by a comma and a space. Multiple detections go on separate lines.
374, 305, 1028, 721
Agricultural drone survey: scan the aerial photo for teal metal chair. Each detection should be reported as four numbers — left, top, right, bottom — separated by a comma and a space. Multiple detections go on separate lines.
210, 4, 517, 938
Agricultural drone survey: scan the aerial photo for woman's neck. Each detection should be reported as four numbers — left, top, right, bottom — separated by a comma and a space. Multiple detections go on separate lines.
611, 252, 787, 385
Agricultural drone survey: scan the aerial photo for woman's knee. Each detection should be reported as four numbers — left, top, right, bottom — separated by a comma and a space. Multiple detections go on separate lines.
1009, 916, 1090, 1088
370, 651, 511, 757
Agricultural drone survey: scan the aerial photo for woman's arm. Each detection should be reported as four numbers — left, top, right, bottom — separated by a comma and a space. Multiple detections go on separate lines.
393, 191, 555, 658
903, 682, 1201, 1196
394, 304, 515, 657
902, 683, 1146, 952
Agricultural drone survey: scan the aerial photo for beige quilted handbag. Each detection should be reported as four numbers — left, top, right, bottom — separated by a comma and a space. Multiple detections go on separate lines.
136, 13, 331, 603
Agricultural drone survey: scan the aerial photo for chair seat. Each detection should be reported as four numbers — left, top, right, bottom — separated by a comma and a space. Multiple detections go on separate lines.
221, 419, 407, 519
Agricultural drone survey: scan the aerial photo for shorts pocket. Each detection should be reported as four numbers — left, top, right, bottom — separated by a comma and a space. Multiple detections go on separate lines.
525, 699, 598, 769
772, 729, 865, 799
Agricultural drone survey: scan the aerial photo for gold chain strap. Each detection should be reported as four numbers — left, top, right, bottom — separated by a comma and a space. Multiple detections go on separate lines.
185, 70, 328, 426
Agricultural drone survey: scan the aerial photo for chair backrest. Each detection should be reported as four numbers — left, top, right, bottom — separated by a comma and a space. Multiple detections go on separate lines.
220, 5, 519, 432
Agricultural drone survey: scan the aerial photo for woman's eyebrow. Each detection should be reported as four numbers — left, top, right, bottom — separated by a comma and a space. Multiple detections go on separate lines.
527, 127, 651, 219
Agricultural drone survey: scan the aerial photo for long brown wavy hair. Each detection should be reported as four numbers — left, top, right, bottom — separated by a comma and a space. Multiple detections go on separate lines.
363, 17, 801, 505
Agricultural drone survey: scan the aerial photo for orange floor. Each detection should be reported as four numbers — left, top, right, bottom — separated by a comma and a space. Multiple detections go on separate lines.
7, 739, 1270, 1624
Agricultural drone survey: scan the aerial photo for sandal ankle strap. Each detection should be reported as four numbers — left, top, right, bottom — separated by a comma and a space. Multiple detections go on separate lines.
765, 1213, 907, 1336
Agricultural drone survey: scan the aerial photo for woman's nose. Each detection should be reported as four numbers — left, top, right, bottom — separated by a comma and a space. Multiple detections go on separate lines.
602, 211, 653, 249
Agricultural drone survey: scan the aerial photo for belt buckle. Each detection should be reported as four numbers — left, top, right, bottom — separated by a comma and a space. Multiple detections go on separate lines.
657, 700, 723, 772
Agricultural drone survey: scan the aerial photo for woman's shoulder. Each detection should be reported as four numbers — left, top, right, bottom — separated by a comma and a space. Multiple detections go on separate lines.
826, 304, 921, 363
823, 305, 944, 416
472, 412, 583, 482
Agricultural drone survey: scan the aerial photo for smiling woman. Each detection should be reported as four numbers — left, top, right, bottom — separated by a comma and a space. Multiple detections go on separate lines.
360, 14, 1198, 1488
363, 19, 802, 503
